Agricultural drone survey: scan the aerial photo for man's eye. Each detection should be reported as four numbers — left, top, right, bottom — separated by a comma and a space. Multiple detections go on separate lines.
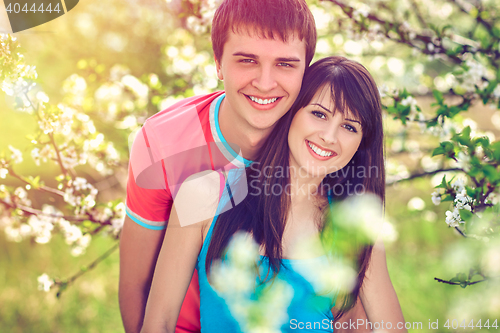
278, 62, 293, 68
241, 59, 256, 64
312, 111, 326, 119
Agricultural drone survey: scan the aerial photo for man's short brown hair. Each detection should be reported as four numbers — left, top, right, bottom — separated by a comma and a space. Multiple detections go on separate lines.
211, 0, 317, 66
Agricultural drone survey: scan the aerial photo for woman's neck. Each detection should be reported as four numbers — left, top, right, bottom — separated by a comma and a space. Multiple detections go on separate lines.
288, 169, 325, 204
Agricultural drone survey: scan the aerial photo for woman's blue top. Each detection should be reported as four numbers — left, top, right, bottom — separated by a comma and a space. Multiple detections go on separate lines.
196, 197, 337, 332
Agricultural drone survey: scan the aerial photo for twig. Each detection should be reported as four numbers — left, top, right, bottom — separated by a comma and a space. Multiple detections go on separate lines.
6, 167, 65, 196
434, 277, 487, 285
0, 198, 110, 225
48, 132, 69, 177
56, 242, 119, 298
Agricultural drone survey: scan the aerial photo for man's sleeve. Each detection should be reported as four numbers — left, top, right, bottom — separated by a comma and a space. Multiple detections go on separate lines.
125, 127, 172, 230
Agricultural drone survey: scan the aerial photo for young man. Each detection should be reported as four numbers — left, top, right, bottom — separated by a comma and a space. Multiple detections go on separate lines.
119, 1, 316, 332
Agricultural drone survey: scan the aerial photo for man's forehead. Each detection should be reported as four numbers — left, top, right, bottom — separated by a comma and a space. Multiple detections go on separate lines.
230, 24, 302, 43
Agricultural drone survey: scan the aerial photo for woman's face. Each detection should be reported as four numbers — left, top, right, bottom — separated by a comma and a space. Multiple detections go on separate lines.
288, 85, 363, 178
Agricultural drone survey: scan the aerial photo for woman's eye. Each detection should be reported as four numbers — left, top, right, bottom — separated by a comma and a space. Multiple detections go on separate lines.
311, 111, 326, 119
343, 124, 358, 133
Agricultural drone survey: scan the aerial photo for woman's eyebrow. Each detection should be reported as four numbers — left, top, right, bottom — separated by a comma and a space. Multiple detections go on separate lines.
311, 103, 332, 113
346, 118, 361, 124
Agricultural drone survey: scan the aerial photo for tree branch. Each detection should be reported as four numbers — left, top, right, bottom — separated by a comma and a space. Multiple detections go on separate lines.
387, 168, 464, 185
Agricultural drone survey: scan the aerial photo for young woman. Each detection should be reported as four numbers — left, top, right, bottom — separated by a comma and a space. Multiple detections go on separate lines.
141, 56, 406, 333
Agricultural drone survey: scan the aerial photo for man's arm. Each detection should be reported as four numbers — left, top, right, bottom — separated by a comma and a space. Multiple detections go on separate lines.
119, 216, 165, 333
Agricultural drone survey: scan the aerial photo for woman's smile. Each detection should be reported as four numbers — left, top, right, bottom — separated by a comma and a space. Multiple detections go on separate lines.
305, 140, 337, 160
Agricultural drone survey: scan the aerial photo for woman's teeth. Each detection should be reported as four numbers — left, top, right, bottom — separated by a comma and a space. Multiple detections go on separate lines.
308, 141, 334, 157
249, 96, 278, 105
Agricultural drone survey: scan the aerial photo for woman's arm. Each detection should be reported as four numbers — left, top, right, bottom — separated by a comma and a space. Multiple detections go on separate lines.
140, 171, 222, 333
359, 240, 407, 332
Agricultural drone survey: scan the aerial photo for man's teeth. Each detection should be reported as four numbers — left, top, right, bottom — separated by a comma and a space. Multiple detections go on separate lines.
249, 96, 278, 105
308, 141, 334, 157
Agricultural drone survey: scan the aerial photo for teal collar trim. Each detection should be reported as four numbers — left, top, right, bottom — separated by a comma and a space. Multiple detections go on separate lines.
214, 94, 252, 167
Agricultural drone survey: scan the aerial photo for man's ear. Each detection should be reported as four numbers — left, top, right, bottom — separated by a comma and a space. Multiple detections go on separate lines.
214, 56, 223, 81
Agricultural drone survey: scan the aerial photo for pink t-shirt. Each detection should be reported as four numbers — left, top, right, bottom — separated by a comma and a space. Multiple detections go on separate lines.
126, 91, 251, 332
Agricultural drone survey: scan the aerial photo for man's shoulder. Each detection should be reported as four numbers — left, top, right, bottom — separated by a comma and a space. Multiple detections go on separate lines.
146, 91, 224, 124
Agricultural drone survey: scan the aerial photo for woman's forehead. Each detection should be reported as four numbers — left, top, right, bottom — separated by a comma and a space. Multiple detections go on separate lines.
309, 84, 359, 119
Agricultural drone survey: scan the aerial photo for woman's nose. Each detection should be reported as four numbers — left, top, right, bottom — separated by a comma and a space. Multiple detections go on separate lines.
319, 125, 338, 144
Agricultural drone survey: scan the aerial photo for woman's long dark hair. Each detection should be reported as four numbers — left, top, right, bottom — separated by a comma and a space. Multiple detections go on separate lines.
206, 56, 385, 319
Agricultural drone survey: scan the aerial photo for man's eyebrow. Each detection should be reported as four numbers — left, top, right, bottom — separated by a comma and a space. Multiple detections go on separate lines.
233, 52, 258, 58
232, 52, 301, 62
276, 57, 301, 62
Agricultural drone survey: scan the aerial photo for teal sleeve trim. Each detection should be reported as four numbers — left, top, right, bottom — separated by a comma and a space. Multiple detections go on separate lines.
126, 210, 166, 231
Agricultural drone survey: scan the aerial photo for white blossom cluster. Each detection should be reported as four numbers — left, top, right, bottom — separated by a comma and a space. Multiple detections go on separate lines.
32, 101, 120, 175
210, 232, 294, 332
183, 0, 219, 35
62, 74, 87, 106
90, 201, 125, 235
0, 35, 38, 112
64, 177, 98, 215
432, 179, 474, 228
94, 66, 149, 125
454, 57, 488, 93
2, 202, 92, 256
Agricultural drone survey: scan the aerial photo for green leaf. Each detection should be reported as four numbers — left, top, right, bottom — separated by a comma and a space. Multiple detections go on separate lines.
432, 141, 455, 157
435, 175, 448, 189
442, 195, 454, 202
459, 209, 473, 222
432, 147, 445, 156
491, 141, 500, 162
483, 165, 498, 180
433, 89, 444, 104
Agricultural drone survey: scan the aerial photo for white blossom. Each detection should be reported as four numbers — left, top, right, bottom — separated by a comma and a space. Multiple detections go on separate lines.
8, 145, 23, 164
28, 214, 54, 244
455, 189, 473, 211
0, 168, 8, 178
431, 191, 442, 206
5, 226, 22, 242
37, 273, 54, 292
14, 187, 31, 206
451, 178, 466, 193
64, 224, 83, 245
445, 208, 462, 227
456, 152, 471, 171
67, 230, 91, 257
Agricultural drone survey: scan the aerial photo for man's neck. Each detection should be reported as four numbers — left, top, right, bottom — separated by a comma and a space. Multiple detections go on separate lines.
218, 99, 273, 161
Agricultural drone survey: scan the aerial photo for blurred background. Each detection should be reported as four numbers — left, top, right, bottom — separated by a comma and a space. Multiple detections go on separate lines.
1, 0, 499, 332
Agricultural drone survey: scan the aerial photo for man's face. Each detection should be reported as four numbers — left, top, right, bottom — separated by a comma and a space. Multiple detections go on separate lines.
215, 28, 307, 132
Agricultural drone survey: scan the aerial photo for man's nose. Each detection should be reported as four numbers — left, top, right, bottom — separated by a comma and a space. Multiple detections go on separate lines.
252, 66, 278, 92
